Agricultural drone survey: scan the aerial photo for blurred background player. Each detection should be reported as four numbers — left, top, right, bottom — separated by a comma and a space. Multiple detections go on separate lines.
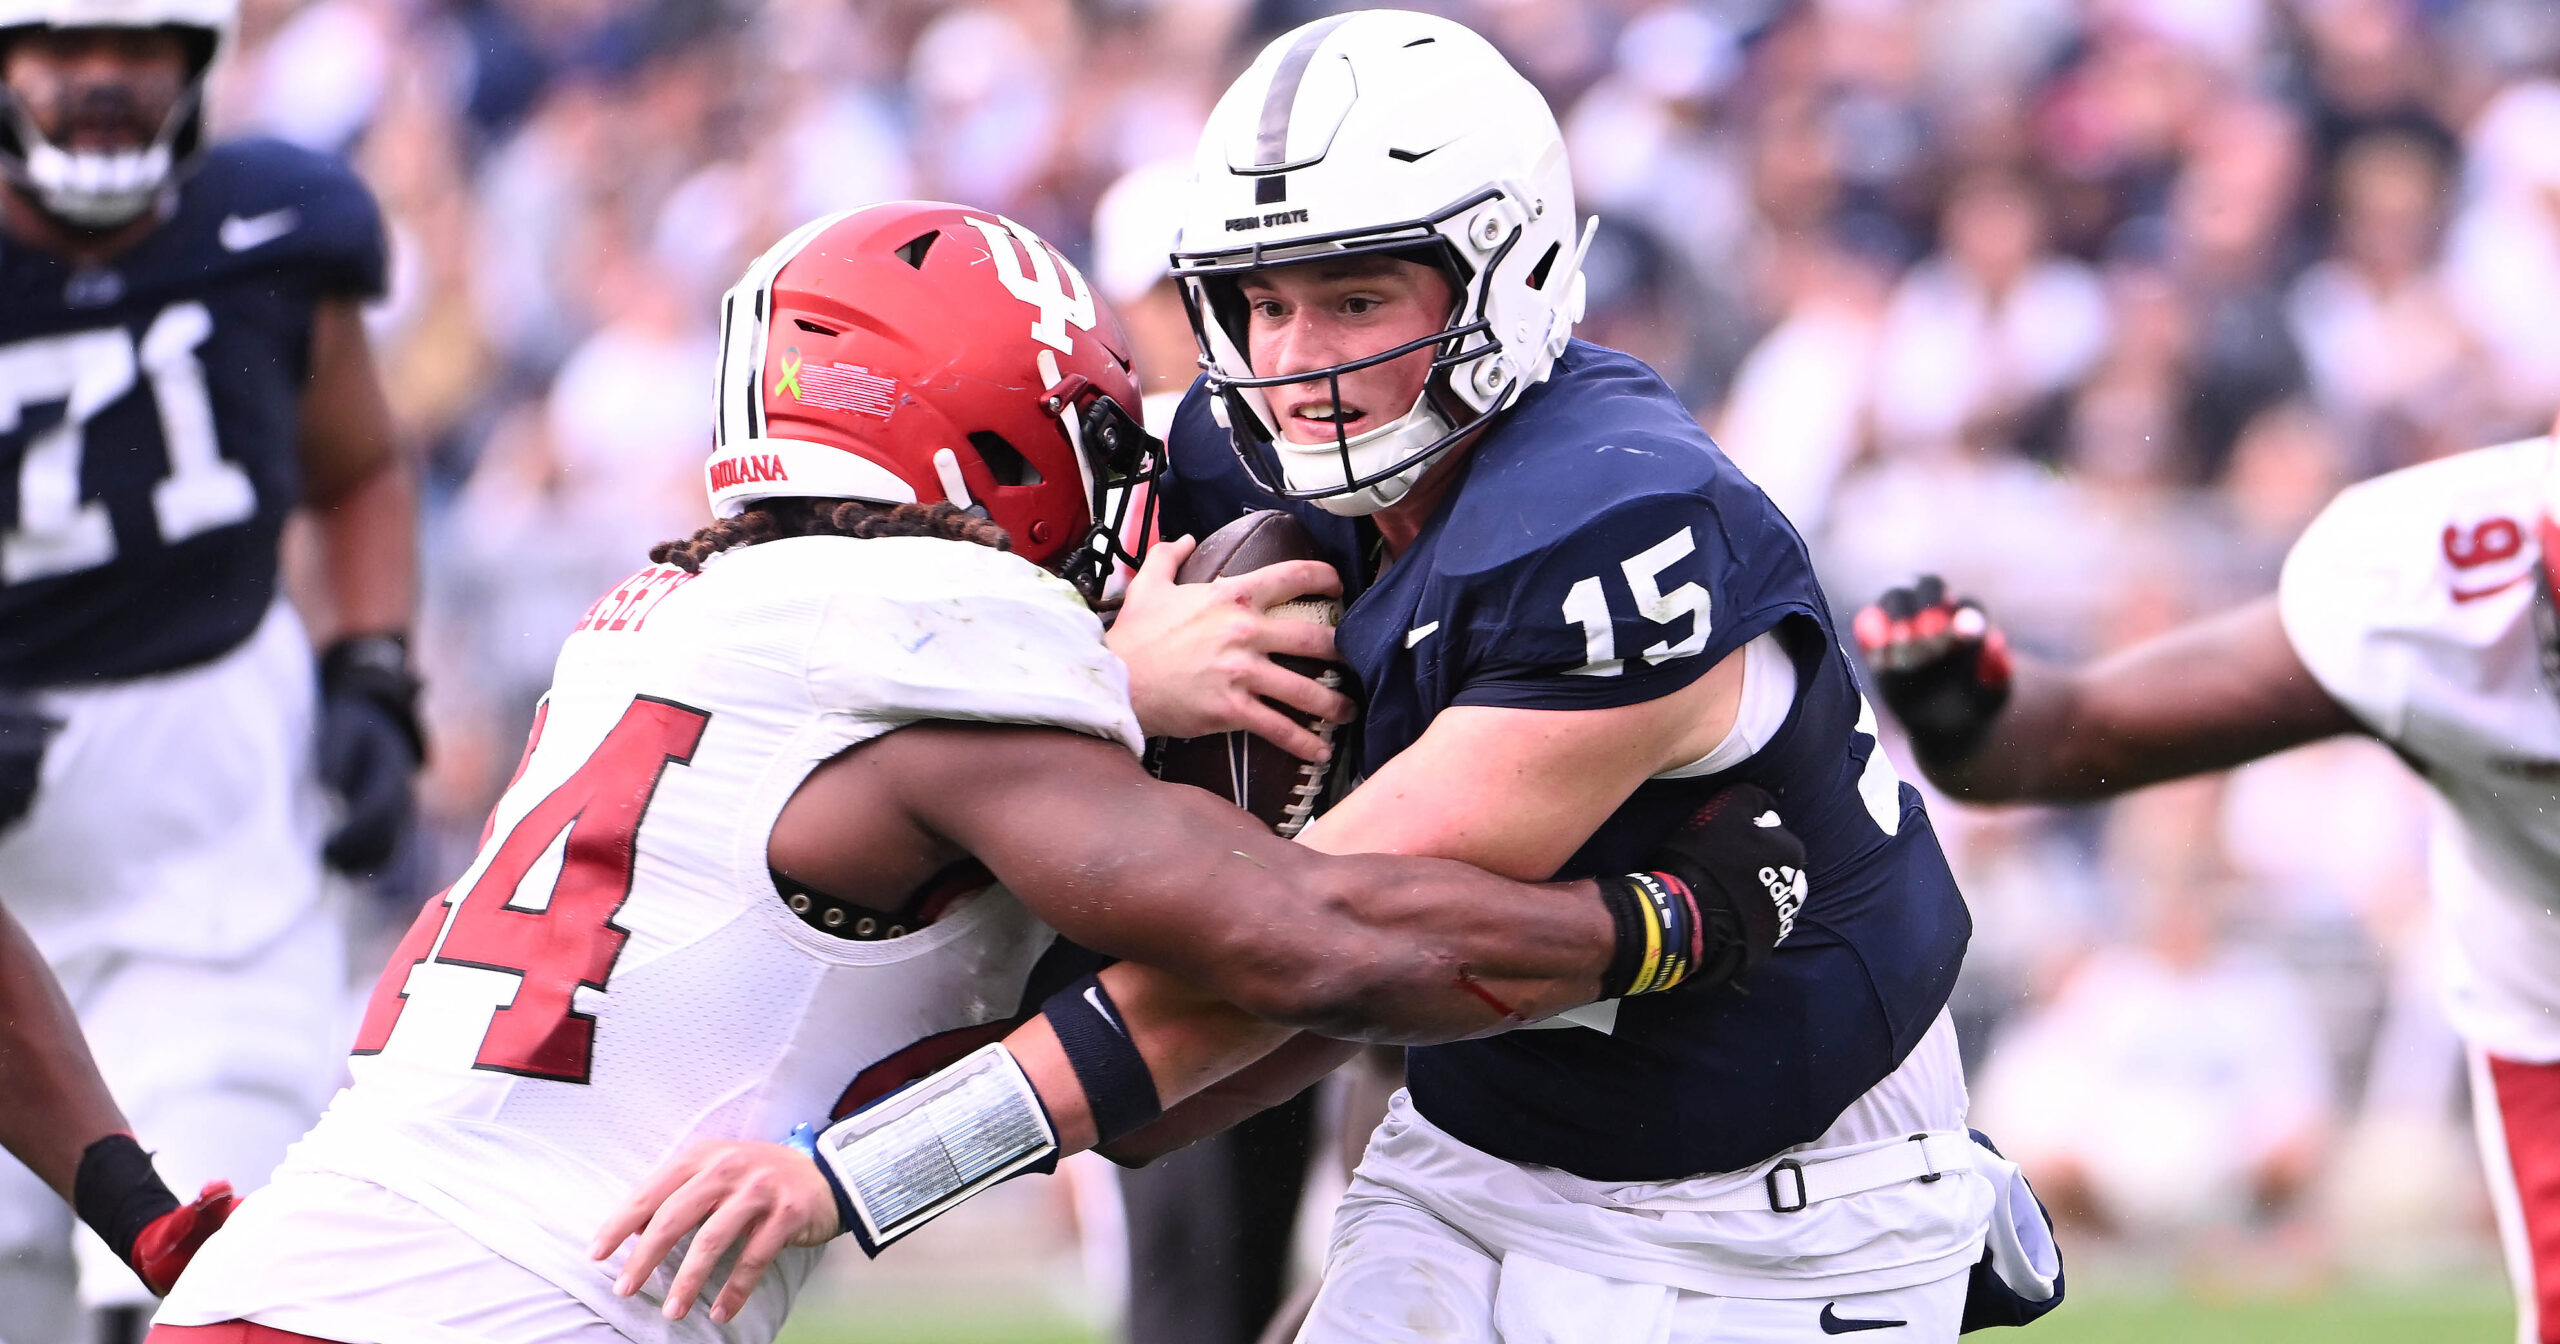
0, 0, 418, 1339
1111, 13, 2029, 1342
1856, 415, 2560, 1340
154, 201, 1801, 1343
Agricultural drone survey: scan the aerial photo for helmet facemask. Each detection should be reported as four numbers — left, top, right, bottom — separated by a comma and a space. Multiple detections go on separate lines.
1043, 367, 1164, 604
1178, 201, 1521, 517
0, 23, 215, 230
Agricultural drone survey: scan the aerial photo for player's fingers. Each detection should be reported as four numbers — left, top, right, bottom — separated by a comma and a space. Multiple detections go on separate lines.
1851, 604, 1891, 655
708, 1215, 802, 1324
613, 1167, 735, 1297
1252, 613, 1341, 664
1125, 535, 1195, 596
593, 1150, 709, 1260
1228, 558, 1343, 607
662, 1195, 771, 1320
1239, 660, 1354, 728
1232, 699, 1332, 764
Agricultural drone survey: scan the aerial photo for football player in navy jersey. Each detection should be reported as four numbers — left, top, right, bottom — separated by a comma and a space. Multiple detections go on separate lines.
0, 0, 418, 1338
1101, 13, 2054, 1342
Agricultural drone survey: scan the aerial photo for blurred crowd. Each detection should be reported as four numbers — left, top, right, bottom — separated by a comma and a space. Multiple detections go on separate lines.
212, 0, 2560, 1289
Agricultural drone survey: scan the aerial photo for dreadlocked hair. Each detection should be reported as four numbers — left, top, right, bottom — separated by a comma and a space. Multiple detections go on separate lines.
650, 499, 1013, 574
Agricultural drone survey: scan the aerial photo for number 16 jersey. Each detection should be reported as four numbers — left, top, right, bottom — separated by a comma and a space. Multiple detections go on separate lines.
162, 535, 1142, 1343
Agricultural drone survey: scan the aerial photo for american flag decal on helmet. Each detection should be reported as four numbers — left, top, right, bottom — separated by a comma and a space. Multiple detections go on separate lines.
792, 362, 896, 417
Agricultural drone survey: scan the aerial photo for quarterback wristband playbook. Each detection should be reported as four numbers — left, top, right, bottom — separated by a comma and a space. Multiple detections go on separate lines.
72, 1133, 178, 1274
1598, 872, 1708, 997
791, 1044, 1060, 1257
791, 977, 1161, 1257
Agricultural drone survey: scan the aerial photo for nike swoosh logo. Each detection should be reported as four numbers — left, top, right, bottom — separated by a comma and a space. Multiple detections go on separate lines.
219, 207, 300, 252
1819, 1304, 1907, 1334
2452, 572, 2530, 604
1406, 621, 1440, 648
1083, 986, 1126, 1037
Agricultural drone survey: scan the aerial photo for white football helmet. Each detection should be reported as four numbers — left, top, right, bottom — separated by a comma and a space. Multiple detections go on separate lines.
0, 0, 235, 228
1171, 9, 1592, 516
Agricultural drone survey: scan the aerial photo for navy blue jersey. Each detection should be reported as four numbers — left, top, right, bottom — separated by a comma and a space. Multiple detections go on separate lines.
1159, 342, 1971, 1180
0, 139, 386, 688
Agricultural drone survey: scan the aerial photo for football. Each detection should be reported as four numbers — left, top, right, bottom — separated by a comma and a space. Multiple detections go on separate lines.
1147, 511, 1343, 837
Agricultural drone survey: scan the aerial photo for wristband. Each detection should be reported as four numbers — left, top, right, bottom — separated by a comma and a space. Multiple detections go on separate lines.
319, 633, 426, 761
1040, 974, 1162, 1144
782, 1123, 858, 1243
801, 1043, 1059, 1257
72, 1133, 177, 1271
1597, 872, 1707, 997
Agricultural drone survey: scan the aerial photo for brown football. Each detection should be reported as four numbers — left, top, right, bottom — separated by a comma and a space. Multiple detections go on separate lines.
1147, 510, 1343, 837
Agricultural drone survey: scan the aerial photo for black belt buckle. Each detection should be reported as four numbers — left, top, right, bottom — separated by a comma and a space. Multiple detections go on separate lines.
1765, 1157, 1808, 1213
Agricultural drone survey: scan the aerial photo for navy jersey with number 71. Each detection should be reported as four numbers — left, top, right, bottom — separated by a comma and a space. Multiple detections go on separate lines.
0, 138, 386, 688
1158, 341, 1972, 1181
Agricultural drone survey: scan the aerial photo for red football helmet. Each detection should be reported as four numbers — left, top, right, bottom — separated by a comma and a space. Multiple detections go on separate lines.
707, 201, 1158, 597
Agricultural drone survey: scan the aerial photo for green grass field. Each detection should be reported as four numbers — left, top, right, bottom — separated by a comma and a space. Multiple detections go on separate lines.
776, 1282, 2515, 1344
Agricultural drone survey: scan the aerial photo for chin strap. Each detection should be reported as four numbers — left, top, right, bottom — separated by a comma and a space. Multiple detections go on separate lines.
3, 84, 198, 231
1278, 389, 1456, 517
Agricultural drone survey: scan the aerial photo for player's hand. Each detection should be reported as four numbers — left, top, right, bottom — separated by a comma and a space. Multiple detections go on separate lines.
316, 634, 426, 874
1642, 782, 1806, 989
1105, 535, 1354, 761
591, 1139, 840, 1324
1852, 575, 2013, 766
0, 690, 59, 833
128, 1180, 236, 1295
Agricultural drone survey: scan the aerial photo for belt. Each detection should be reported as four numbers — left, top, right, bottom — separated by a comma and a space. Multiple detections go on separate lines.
1637, 1131, 1976, 1215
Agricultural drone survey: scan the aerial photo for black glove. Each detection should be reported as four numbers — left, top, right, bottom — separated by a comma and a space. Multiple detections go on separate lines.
1603, 782, 1807, 998
317, 634, 425, 874
0, 690, 60, 834
1852, 575, 2013, 768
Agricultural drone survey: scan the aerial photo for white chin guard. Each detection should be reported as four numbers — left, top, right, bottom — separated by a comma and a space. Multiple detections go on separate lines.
808, 1043, 1059, 1256
1273, 391, 1454, 517
23, 141, 172, 229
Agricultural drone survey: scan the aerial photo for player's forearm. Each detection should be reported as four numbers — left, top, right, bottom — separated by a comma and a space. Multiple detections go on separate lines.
306, 455, 418, 642
0, 907, 127, 1198
1004, 963, 1297, 1154
1922, 600, 2360, 803
1099, 1032, 1358, 1166
1205, 859, 1613, 1042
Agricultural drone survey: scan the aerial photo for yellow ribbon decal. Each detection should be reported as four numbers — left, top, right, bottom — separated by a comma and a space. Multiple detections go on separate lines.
774, 347, 804, 401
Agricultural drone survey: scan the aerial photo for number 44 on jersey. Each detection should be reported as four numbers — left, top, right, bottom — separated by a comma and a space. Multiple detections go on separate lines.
352, 697, 709, 1083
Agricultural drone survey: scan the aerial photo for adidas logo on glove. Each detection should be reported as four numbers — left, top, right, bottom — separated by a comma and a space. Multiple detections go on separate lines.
1760, 864, 1806, 943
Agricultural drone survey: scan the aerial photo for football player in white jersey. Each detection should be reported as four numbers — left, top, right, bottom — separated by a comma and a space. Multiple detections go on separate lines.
152, 202, 1806, 1344
1858, 418, 2560, 1344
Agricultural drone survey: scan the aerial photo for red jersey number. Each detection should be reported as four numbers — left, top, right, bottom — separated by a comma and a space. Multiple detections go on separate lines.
351, 696, 711, 1082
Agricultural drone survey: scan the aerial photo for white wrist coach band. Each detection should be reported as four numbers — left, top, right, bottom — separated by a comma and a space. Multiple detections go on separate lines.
806, 1043, 1059, 1255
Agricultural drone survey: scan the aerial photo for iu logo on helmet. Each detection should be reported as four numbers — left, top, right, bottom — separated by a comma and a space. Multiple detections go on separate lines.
962, 214, 1096, 356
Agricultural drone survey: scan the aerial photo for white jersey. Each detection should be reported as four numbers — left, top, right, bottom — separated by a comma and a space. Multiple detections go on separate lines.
160, 534, 1140, 1343
2278, 437, 2560, 1062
